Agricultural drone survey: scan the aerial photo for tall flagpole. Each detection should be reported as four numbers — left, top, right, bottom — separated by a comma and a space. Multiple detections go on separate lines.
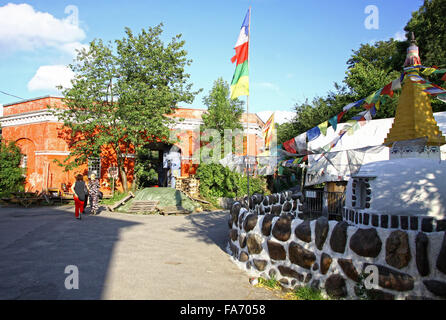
246, 6, 252, 206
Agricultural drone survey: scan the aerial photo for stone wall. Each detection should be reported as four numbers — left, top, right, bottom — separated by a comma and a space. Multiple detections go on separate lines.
228, 191, 446, 299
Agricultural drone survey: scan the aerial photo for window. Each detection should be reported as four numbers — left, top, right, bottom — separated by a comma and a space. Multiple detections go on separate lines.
88, 157, 101, 178
351, 177, 372, 209
20, 155, 28, 169
20, 155, 28, 176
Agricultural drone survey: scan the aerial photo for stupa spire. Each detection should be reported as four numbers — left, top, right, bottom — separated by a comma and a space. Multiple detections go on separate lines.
403, 32, 422, 68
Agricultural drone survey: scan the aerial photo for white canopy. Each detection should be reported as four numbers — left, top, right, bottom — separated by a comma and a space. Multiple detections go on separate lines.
305, 111, 446, 186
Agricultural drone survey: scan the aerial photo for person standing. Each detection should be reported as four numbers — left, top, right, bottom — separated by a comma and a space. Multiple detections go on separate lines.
71, 174, 89, 220
88, 173, 100, 215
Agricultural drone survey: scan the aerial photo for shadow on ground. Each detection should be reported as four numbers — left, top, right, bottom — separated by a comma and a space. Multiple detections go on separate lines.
173, 210, 230, 252
0, 206, 139, 300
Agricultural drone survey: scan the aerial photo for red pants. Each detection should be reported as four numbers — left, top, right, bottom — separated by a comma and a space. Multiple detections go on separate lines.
74, 196, 85, 218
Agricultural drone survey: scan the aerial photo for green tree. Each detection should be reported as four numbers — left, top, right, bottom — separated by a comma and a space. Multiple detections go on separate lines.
403, 0, 446, 67
202, 77, 244, 135
54, 24, 200, 192
278, 1, 446, 144
200, 77, 244, 159
0, 141, 25, 197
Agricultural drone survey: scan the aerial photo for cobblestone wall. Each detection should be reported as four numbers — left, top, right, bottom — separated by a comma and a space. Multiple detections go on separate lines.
227, 191, 446, 299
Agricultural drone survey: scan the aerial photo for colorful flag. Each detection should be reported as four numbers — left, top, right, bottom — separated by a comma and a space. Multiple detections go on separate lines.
283, 138, 297, 154
230, 9, 250, 99
381, 82, 393, 97
422, 67, 438, 76
424, 87, 446, 95
343, 99, 364, 112
318, 121, 328, 136
307, 126, 321, 141
263, 112, 275, 150
328, 114, 338, 131
337, 111, 346, 123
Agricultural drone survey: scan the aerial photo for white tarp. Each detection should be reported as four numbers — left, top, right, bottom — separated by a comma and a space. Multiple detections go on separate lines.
305, 111, 446, 185
305, 145, 389, 186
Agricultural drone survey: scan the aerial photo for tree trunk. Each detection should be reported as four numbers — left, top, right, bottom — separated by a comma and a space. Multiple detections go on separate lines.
119, 165, 128, 193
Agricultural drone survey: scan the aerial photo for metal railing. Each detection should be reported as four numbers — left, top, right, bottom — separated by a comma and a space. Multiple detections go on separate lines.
302, 190, 345, 221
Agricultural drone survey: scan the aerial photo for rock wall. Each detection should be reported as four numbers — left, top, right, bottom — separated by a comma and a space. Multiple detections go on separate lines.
228, 191, 446, 299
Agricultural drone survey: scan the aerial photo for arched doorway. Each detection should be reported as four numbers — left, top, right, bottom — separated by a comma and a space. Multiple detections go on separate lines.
136, 142, 181, 188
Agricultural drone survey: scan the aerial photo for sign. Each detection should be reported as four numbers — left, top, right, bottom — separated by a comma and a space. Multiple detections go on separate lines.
108, 167, 119, 179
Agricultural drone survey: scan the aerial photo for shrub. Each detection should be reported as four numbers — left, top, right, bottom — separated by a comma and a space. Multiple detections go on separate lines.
195, 163, 267, 201
0, 141, 25, 197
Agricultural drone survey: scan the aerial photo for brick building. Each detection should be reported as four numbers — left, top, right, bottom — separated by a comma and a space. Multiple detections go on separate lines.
0, 96, 265, 193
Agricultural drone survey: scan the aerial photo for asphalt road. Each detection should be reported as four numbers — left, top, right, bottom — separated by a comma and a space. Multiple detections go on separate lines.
0, 205, 280, 300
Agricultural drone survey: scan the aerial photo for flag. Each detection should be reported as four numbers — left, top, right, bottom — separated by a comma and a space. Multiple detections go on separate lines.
391, 78, 402, 91
307, 126, 321, 142
318, 121, 328, 136
422, 67, 438, 76
230, 9, 250, 99
283, 138, 297, 154
337, 111, 346, 123
328, 114, 338, 131
381, 82, 393, 97
294, 132, 307, 154
263, 112, 274, 150
343, 99, 364, 112
424, 87, 446, 95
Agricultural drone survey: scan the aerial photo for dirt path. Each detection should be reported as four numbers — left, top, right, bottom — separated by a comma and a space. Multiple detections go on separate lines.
0, 206, 281, 300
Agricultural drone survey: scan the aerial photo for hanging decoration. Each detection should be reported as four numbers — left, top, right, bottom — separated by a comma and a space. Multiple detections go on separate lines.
277, 64, 446, 170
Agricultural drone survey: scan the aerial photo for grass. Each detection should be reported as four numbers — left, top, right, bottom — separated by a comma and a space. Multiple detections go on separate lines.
284, 286, 327, 300
101, 191, 129, 205
255, 276, 328, 300
256, 276, 282, 290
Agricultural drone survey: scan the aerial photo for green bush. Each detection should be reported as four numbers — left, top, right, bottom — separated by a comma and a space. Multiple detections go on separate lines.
0, 141, 25, 197
195, 163, 266, 201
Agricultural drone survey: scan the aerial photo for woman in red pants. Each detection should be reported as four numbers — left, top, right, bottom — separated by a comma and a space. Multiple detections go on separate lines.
70, 174, 89, 220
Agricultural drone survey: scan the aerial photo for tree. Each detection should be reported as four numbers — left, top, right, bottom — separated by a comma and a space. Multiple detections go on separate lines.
0, 141, 25, 197
201, 77, 244, 157
55, 24, 200, 192
202, 78, 244, 135
403, 0, 446, 67
400, 0, 446, 112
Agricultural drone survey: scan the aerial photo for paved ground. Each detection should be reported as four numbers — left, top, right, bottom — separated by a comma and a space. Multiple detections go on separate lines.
0, 205, 281, 300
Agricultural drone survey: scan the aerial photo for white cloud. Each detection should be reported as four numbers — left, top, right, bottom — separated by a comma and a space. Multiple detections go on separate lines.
394, 31, 407, 41
0, 3, 86, 53
27, 65, 74, 92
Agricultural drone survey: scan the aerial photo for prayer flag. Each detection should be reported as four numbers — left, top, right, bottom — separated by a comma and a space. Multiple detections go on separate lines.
307, 126, 321, 142
328, 114, 338, 131
230, 9, 250, 99
318, 121, 328, 136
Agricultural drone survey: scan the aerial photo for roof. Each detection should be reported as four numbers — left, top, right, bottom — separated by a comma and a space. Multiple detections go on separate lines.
1, 95, 265, 126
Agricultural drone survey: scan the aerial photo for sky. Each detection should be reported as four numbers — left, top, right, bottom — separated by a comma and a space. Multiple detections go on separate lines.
0, 0, 424, 115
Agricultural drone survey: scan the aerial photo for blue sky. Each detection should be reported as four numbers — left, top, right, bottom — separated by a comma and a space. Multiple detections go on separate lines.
0, 0, 424, 114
